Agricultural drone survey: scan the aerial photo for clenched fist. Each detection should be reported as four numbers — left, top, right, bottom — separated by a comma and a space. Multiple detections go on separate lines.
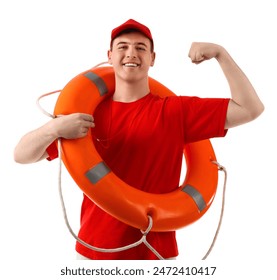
188, 42, 225, 64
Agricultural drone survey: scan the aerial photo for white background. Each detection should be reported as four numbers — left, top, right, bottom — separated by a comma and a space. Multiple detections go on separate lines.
1, 0, 276, 279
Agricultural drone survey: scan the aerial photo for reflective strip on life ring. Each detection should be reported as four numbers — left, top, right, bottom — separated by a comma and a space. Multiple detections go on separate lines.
54, 66, 219, 232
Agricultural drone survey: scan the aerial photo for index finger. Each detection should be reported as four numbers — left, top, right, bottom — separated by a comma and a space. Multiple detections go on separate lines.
80, 113, 94, 122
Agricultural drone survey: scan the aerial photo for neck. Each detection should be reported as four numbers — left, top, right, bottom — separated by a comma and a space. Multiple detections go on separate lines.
113, 78, 150, 102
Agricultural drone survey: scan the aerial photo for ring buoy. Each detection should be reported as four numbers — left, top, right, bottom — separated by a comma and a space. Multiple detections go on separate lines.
54, 66, 219, 232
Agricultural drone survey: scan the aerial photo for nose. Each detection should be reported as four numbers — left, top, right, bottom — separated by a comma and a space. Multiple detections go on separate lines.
126, 55, 136, 58
126, 46, 137, 59
126, 54, 136, 59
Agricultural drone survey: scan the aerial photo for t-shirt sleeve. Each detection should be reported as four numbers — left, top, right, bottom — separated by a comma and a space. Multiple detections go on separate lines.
178, 96, 230, 143
46, 141, 58, 161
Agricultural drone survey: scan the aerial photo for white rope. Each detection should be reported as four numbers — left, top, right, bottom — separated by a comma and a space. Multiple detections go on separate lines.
35, 62, 227, 260
36, 90, 61, 118
202, 161, 227, 260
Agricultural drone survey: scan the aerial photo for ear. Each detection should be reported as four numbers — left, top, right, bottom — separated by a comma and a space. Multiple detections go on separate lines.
150, 52, 156, 67
107, 50, 112, 65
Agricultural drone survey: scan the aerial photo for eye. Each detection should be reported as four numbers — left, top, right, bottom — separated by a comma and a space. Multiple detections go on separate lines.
118, 44, 128, 50
137, 46, 146, 51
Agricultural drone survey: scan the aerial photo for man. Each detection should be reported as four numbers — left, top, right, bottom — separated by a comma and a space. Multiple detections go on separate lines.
14, 19, 264, 260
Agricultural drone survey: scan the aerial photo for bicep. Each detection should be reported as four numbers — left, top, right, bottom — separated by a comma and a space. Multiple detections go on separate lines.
225, 99, 250, 129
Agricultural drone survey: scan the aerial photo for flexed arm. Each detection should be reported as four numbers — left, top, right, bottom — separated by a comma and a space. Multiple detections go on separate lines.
14, 113, 95, 164
188, 42, 264, 129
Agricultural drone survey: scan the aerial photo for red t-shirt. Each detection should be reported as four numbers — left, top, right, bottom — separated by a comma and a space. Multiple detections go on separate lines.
47, 93, 229, 259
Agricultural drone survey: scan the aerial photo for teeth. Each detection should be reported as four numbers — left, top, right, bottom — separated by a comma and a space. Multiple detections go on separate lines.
124, 63, 138, 67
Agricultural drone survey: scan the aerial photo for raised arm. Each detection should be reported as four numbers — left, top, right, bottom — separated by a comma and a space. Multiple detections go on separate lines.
14, 113, 95, 164
188, 42, 264, 129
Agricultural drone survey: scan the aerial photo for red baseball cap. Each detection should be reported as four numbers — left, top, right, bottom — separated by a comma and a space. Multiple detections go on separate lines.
111, 19, 154, 49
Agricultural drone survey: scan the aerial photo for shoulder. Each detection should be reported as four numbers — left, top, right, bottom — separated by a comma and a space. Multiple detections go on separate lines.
149, 94, 197, 109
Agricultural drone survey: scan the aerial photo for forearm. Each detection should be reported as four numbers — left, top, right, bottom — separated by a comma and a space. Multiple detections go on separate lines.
14, 113, 95, 164
14, 121, 58, 164
216, 47, 264, 127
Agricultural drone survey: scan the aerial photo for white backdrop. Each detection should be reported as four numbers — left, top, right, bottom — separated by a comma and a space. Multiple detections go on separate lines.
1, 0, 276, 279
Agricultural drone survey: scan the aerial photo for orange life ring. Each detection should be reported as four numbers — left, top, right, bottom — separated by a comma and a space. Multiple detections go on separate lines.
54, 66, 219, 232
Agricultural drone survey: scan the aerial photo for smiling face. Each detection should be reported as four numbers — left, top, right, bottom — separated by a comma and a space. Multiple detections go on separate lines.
108, 31, 156, 84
